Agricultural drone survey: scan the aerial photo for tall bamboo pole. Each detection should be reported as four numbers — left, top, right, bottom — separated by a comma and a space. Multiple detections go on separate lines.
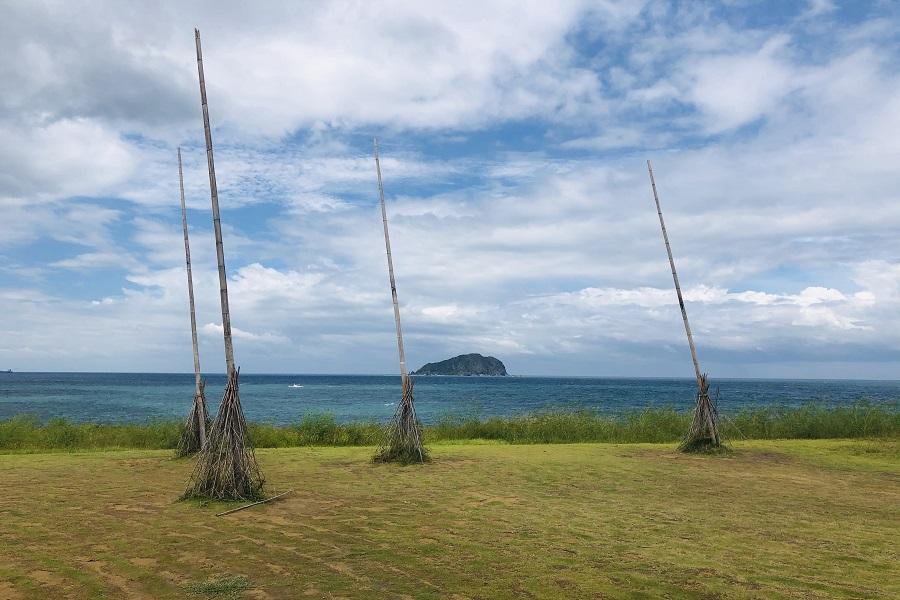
374, 138, 408, 381
195, 28, 235, 377
647, 160, 720, 450
373, 138, 425, 463
184, 28, 263, 499
178, 147, 206, 448
647, 160, 703, 390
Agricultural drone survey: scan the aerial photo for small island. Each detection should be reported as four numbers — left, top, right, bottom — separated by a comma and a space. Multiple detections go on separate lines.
412, 353, 508, 376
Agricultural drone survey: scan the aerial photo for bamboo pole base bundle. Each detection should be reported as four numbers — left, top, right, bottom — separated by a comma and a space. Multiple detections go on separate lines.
175, 380, 210, 458
374, 376, 428, 464
182, 369, 264, 500
680, 373, 723, 452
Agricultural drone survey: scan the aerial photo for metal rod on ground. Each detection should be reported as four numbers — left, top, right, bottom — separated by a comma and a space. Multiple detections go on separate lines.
215, 490, 294, 517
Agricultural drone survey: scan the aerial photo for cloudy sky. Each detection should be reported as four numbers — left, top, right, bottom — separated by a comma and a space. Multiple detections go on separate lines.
1, 0, 899, 378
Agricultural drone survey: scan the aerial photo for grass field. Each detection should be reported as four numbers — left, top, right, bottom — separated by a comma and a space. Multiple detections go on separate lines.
1, 439, 897, 598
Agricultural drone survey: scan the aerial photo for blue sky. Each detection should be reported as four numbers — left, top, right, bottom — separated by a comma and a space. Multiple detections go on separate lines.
2, 0, 900, 377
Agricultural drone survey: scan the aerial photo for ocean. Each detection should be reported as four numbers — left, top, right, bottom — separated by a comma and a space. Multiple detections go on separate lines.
1, 372, 898, 425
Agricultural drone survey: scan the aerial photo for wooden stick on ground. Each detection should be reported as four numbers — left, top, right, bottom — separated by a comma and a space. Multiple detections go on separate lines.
215, 490, 294, 517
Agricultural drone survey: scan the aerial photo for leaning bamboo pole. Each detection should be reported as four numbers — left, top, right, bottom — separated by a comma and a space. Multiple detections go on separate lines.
376, 138, 409, 381
646, 160, 721, 451
183, 29, 264, 499
373, 138, 426, 463
175, 147, 209, 457
195, 32, 235, 379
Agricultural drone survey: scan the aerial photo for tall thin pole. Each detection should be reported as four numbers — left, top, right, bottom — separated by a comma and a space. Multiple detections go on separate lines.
178, 147, 205, 447
374, 138, 408, 379
195, 28, 235, 377
178, 148, 202, 394
647, 160, 703, 389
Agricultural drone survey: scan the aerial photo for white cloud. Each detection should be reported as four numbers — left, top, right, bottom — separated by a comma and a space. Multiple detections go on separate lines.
683, 36, 797, 133
201, 322, 290, 345
51, 251, 137, 270
803, 0, 837, 19
2, 2, 900, 377
0, 119, 136, 200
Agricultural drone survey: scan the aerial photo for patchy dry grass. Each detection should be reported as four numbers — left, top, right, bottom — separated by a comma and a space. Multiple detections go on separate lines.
1, 439, 897, 598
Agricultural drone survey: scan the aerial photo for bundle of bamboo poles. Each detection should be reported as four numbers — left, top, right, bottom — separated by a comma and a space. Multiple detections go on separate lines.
372, 138, 427, 464
185, 369, 264, 500
176, 379, 209, 457
681, 373, 721, 451
375, 371, 426, 463
183, 29, 265, 500
175, 147, 209, 458
646, 160, 722, 452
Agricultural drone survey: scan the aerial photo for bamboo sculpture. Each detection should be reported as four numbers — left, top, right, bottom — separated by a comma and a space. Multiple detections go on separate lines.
175, 147, 210, 457
647, 160, 721, 451
372, 138, 427, 463
184, 29, 264, 500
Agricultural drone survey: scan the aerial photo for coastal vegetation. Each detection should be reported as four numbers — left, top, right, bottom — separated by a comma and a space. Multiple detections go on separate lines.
0, 440, 896, 598
1, 403, 895, 452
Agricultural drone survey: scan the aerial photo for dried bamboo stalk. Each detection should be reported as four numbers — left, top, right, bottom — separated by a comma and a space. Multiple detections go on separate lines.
184, 29, 264, 497
195, 27, 235, 378
215, 489, 294, 517
180, 146, 204, 414
375, 138, 408, 379
184, 370, 264, 500
373, 138, 426, 464
646, 160, 721, 451
647, 160, 702, 389
174, 147, 209, 456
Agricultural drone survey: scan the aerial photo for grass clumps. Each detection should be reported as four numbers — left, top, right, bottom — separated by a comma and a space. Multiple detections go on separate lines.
250, 415, 382, 447
185, 575, 250, 598
729, 402, 899, 439
1, 402, 897, 452
429, 408, 689, 444
0, 415, 181, 451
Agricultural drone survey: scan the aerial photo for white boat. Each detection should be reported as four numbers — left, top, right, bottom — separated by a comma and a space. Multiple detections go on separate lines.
288, 384, 303, 388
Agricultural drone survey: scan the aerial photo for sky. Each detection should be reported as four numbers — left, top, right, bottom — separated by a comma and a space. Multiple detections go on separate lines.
1, 0, 900, 378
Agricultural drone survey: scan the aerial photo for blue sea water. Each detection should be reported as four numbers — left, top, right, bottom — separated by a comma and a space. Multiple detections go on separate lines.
0, 372, 898, 425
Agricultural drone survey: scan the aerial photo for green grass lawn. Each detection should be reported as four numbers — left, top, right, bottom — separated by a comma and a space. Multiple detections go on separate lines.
1, 439, 897, 599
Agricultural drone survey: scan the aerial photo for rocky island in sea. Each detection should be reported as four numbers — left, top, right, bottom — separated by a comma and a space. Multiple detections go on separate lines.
412, 353, 508, 376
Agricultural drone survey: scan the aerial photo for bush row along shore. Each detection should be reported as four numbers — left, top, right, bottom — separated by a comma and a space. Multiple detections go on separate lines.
0, 403, 897, 451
